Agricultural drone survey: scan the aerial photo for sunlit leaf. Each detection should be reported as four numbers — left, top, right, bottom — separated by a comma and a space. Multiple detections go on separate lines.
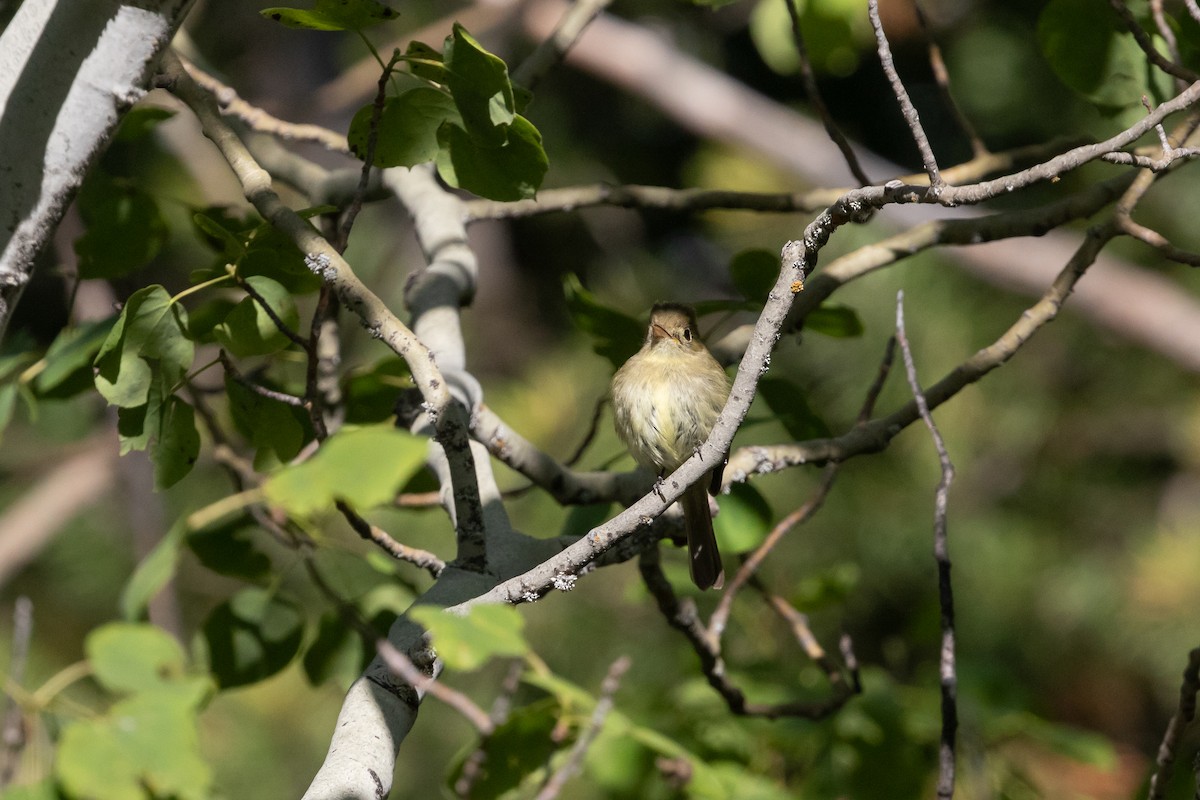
444, 23, 514, 146
87, 623, 187, 694
94, 285, 194, 409
348, 88, 459, 167
120, 520, 186, 621
409, 604, 528, 671
261, 0, 398, 30
262, 424, 428, 516
713, 482, 772, 553
214, 275, 299, 357
57, 689, 212, 800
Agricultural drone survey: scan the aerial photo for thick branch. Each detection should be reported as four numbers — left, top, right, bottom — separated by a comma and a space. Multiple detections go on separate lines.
0, 0, 195, 341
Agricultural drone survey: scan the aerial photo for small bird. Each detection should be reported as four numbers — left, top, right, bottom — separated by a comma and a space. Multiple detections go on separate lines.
611, 302, 731, 589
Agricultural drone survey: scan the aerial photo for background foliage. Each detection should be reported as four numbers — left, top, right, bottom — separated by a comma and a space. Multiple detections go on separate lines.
1, 0, 1200, 798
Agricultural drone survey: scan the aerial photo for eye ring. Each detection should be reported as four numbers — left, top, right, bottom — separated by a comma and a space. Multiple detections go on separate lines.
682, 327, 692, 342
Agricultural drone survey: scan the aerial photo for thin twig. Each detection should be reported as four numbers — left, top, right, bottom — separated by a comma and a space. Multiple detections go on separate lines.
218, 351, 306, 407
1109, 0, 1200, 84
895, 290, 958, 800
235, 274, 310, 350
534, 655, 631, 800
783, 0, 871, 185
1117, 216, 1200, 266
1149, 0, 1181, 67
707, 467, 837, 640
564, 396, 607, 468
868, 0, 943, 187
336, 500, 446, 578
638, 548, 853, 719
376, 638, 496, 734
178, 54, 351, 152
304, 559, 494, 734
1148, 647, 1200, 799
454, 660, 524, 798
0, 598, 32, 787
752, 579, 848, 690
336, 50, 400, 252
913, 0, 986, 158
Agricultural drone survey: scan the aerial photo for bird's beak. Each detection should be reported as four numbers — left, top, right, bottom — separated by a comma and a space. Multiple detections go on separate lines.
650, 323, 671, 341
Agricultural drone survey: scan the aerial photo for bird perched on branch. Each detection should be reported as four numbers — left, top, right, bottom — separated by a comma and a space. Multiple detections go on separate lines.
611, 302, 730, 590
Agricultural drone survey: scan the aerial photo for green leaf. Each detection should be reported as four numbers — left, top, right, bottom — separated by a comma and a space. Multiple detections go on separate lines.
214, 276, 299, 357
186, 516, 273, 582
113, 106, 175, 142
408, 604, 528, 671
32, 317, 118, 398
562, 274, 645, 369
203, 588, 305, 689
729, 249, 779, 304
791, 562, 860, 611
154, 396, 200, 489
402, 40, 447, 83
56, 718, 142, 800
87, 623, 187, 694
193, 210, 247, 260
241, 224, 324, 294
0, 383, 17, 445
713, 482, 772, 553
57, 689, 212, 800
343, 358, 411, 424
1038, 0, 1161, 109
348, 88, 460, 168
750, 0, 871, 77
74, 171, 169, 280
756, 377, 830, 440
225, 375, 309, 465
0, 778, 59, 800
120, 519, 187, 621
806, 303, 863, 338
261, 0, 398, 30
435, 114, 548, 201
94, 285, 194, 408
303, 611, 369, 687
444, 24, 515, 146
262, 424, 428, 516
605, 710, 728, 800
446, 700, 561, 798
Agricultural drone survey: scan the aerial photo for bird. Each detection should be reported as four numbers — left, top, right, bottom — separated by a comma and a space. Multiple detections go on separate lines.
611, 302, 731, 589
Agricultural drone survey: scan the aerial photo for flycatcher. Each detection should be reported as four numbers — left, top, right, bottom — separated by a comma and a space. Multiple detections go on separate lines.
611, 302, 731, 589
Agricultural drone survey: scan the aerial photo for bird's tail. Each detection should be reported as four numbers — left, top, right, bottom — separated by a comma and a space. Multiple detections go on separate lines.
681, 483, 724, 590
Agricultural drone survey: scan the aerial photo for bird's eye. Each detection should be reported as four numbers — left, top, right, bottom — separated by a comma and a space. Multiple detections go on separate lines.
682, 327, 692, 342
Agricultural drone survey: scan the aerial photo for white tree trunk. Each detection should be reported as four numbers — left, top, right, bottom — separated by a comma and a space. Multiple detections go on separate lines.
0, 0, 194, 339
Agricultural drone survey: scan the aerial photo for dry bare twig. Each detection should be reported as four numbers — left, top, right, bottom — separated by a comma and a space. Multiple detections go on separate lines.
895, 291, 958, 800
